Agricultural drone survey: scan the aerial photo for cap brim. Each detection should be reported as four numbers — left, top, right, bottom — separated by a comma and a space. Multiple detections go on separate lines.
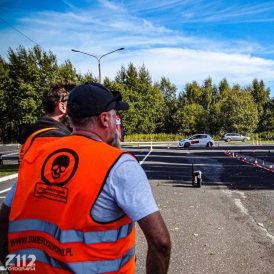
116, 101, 129, 111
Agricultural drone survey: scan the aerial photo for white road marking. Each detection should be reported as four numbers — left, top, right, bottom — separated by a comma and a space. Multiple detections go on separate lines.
0, 187, 11, 194
3, 152, 18, 156
0, 173, 18, 182
227, 191, 274, 242
234, 198, 249, 215
257, 223, 274, 242
0, 174, 17, 198
139, 150, 152, 165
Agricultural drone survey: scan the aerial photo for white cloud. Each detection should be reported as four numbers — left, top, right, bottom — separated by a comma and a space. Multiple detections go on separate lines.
98, 0, 124, 11
123, 48, 274, 87
68, 47, 274, 93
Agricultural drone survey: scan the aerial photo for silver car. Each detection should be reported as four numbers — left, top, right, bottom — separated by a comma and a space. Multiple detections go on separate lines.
222, 133, 250, 142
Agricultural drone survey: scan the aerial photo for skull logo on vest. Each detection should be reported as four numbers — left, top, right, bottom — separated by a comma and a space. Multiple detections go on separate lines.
51, 155, 70, 179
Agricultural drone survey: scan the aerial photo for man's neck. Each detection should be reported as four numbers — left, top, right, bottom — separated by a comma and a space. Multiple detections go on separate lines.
45, 114, 61, 122
72, 129, 104, 142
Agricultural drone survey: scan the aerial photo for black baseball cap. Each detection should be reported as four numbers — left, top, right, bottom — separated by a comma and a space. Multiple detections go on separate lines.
67, 83, 129, 118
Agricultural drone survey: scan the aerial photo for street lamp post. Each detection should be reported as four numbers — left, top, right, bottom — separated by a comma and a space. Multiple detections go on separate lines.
71, 48, 125, 84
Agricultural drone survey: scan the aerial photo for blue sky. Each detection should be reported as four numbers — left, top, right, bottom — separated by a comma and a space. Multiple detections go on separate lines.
1, 0, 274, 95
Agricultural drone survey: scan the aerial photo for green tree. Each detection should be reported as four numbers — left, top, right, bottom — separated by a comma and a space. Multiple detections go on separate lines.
219, 85, 258, 134
155, 77, 178, 133
218, 78, 231, 100
201, 77, 215, 111
114, 63, 164, 135
259, 98, 274, 134
78, 71, 97, 84
0, 57, 9, 143
183, 81, 203, 105
208, 102, 222, 136
173, 103, 206, 135
247, 79, 270, 132
203, 78, 232, 136
1, 44, 273, 142
201, 77, 218, 133
57, 60, 78, 82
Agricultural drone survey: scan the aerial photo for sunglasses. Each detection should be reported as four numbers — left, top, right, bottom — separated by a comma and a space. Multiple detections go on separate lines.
103, 90, 122, 112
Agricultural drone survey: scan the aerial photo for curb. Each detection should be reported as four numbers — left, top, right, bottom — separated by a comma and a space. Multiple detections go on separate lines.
0, 173, 18, 182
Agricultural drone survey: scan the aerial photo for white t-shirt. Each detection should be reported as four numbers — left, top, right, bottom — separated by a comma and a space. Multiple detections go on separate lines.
4, 154, 158, 223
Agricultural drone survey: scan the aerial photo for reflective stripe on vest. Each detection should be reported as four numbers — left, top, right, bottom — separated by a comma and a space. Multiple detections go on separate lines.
9, 219, 135, 244
9, 246, 135, 273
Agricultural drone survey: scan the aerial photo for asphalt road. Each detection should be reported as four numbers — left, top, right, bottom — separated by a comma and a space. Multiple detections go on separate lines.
0, 143, 274, 273
126, 143, 274, 274
0, 144, 19, 165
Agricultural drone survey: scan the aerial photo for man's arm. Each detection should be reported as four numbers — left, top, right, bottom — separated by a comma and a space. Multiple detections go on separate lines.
138, 211, 171, 274
0, 203, 10, 266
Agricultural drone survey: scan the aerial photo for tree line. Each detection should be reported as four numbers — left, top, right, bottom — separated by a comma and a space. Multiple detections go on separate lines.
0, 45, 273, 143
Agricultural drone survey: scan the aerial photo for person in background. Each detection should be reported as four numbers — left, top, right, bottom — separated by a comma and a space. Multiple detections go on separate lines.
0, 83, 171, 273
18, 81, 76, 163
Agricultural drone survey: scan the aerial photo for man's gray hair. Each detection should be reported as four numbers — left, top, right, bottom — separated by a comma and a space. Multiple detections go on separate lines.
69, 115, 99, 129
109, 129, 121, 149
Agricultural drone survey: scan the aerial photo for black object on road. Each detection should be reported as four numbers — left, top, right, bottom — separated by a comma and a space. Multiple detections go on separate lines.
192, 162, 202, 188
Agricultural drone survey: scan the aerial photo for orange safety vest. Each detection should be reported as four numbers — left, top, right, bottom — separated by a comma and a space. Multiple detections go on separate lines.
9, 135, 136, 273
18, 127, 58, 164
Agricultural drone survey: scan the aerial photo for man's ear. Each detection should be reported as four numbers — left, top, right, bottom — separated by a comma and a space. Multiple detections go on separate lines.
99, 112, 109, 128
57, 102, 66, 114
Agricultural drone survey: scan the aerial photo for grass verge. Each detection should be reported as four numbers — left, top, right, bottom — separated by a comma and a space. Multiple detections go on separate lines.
0, 164, 19, 178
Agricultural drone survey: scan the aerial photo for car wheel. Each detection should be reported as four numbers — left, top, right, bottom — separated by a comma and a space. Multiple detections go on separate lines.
206, 142, 213, 147
226, 138, 231, 142
184, 142, 190, 148
243, 138, 247, 142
